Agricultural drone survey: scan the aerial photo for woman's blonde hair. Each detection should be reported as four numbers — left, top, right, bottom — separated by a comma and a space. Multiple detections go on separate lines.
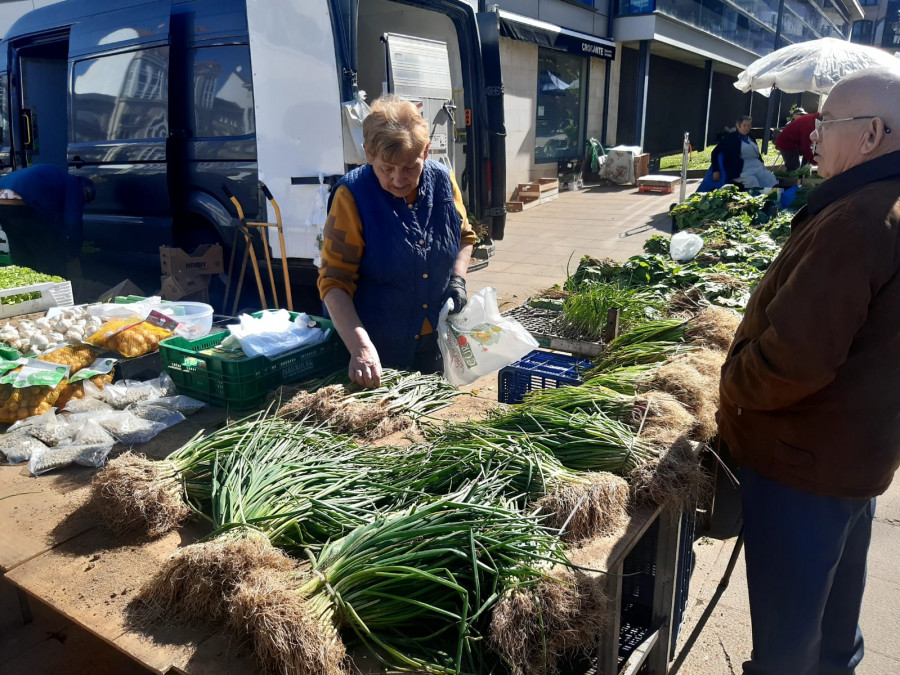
363, 94, 430, 164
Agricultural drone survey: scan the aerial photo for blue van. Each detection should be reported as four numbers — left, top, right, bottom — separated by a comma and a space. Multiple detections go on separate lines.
0, 0, 505, 284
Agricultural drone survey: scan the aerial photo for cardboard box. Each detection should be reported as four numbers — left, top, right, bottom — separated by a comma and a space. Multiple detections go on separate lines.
633, 153, 650, 181
160, 274, 210, 303
159, 244, 223, 302
160, 244, 224, 278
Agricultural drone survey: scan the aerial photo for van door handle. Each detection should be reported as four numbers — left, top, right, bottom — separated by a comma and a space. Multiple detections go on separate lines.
70, 156, 84, 169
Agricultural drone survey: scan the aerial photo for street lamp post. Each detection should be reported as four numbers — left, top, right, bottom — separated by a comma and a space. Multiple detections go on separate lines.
762, 0, 786, 155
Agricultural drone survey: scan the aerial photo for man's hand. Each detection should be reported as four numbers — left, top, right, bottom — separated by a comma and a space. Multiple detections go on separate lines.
444, 274, 468, 315
348, 340, 382, 388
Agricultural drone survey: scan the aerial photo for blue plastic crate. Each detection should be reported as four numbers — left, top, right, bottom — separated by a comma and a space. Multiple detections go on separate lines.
497, 350, 592, 404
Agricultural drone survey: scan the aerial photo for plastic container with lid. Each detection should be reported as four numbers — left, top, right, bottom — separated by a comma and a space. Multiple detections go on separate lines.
159, 301, 214, 340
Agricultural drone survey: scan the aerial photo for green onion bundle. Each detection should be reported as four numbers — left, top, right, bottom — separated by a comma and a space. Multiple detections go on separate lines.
90, 412, 344, 537
520, 380, 635, 418
370, 434, 630, 541
147, 487, 570, 675
605, 317, 687, 349
555, 284, 664, 341
590, 340, 688, 374
478, 406, 658, 475
278, 368, 463, 437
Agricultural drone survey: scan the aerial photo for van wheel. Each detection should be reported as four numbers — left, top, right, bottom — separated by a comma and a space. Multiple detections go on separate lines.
174, 217, 222, 252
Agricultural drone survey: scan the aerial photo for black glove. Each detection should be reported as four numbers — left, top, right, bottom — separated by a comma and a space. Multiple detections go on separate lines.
444, 274, 468, 315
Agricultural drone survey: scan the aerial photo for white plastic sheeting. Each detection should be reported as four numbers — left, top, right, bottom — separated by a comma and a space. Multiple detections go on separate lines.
734, 38, 900, 95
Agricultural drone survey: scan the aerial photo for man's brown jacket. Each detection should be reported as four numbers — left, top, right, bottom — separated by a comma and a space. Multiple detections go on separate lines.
718, 151, 900, 498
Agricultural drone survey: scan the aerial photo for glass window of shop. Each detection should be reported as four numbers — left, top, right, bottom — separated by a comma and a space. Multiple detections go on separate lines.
885, 2, 900, 48
534, 48, 587, 163
851, 20, 874, 44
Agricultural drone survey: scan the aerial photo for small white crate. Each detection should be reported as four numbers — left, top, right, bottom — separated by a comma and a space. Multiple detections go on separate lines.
0, 280, 74, 319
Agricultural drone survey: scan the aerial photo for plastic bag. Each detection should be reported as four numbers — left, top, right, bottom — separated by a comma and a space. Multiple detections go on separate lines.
341, 90, 370, 165
307, 177, 331, 268
227, 310, 329, 358
7, 408, 71, 445
437, 287, 539, 387
0, 433, 48, 464
62, 398, 114, 414
72, 419, 116, 446
84, 376, 169, 410
126, 402, 186, 427
29, 442, 114, 475
94, 409, 178, 445
133, 395, 206, 415
669, 232, 704, 262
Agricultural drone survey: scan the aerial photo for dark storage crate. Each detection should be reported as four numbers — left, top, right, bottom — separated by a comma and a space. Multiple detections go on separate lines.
159, 314, 347, 409
618, 511, 697, 667
497, 350, 593, 404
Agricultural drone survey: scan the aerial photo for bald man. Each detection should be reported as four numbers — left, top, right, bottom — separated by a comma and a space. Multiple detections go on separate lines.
718, 67, 900, 675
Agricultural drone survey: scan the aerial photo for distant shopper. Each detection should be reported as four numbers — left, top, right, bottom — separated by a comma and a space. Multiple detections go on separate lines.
718, 67, 900, 674
775, 112, 819, 171
318, 95, 476, 388
710, 115, 778, 189
790, 106, 808, 122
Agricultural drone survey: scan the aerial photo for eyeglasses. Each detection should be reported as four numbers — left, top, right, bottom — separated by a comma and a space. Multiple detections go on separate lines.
813, 116, 892, 136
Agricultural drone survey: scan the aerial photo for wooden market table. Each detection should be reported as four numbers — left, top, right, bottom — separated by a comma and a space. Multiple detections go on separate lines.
0, 400, 694, 675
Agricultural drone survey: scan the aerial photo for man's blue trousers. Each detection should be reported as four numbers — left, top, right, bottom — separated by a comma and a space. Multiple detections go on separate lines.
739, 467, 875, 675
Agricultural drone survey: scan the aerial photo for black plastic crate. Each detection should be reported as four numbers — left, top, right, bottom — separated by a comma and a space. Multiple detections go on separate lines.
497, 350, 593, 404
617, 511, 698, 666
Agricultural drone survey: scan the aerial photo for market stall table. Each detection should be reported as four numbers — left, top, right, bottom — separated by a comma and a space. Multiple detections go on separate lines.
0, 383, 696, 675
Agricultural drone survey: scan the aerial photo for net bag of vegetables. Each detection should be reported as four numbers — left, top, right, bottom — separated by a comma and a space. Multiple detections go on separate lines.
87, 312, 176, 358
0, 360, 70, 422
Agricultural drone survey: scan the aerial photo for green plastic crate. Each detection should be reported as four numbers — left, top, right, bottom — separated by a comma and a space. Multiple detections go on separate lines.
159, 314, 348, 409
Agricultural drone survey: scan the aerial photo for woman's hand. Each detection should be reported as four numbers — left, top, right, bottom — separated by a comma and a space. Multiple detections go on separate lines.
712, 171, 721, 181
349, 338, 382, 388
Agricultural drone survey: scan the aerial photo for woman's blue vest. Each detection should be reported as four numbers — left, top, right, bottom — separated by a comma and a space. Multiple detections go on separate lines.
335, 159, 461, 368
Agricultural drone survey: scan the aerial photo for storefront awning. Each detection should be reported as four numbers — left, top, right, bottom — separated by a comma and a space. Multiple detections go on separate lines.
498, 10, 616, 60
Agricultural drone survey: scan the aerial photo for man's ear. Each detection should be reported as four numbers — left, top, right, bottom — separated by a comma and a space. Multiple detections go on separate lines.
859, 119, 887, 156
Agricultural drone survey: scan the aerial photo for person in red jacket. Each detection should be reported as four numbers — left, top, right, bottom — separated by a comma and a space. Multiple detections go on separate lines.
719, 68, 899, 675
775, 111, 819, 171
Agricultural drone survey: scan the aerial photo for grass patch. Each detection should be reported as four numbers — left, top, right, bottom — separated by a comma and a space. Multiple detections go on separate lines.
658, 144, 782, 172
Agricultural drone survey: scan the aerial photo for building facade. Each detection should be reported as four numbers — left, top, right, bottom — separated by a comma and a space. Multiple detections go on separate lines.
487, 0, 868, 195
850, 0, 900, 51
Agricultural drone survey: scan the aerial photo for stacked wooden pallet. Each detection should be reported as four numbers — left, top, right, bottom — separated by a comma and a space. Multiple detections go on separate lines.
506, 178, 559, 212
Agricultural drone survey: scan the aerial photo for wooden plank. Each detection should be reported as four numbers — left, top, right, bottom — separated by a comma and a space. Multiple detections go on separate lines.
536, 178, 559, 191
0, 405, 227, 574
568, 505, 661, 583
0, 465, 96, 574
648, 509, 682, 674
620, 628, 660, 675
5, 523, 253, 675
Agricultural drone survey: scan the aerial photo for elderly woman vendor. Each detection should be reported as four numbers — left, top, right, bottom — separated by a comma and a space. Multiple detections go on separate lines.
711, 115, 778, 189
318, 95, 477, 387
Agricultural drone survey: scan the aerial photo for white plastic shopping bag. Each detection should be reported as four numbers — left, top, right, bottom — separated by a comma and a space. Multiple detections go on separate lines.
341, 90, 370, 165
306, 175, 331, 267
438, 287, 538, 387
669, 231, 704, 262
